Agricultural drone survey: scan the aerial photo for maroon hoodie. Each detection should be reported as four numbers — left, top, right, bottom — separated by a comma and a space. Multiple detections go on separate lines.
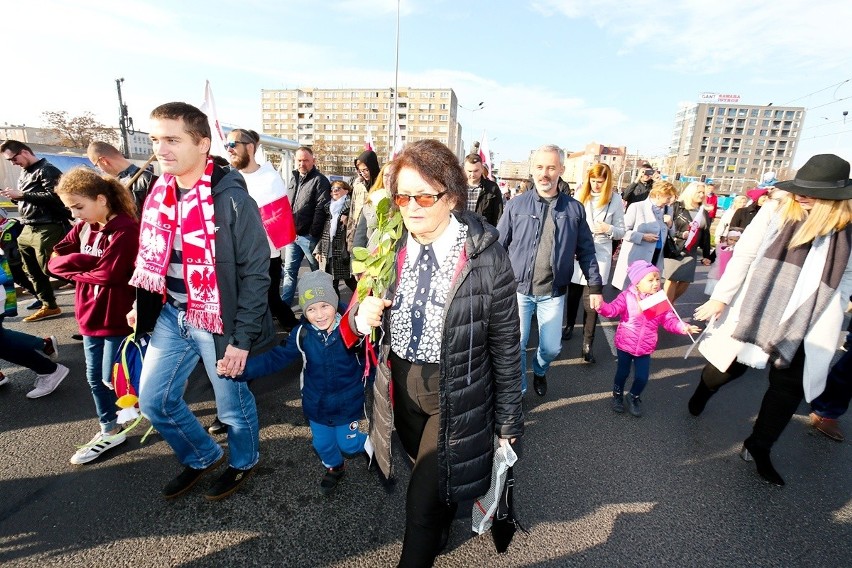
49, 213, 139, 337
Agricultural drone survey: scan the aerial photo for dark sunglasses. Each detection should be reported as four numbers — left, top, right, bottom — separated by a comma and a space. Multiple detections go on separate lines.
224, 141, 249, 149
393, 191, 447, 208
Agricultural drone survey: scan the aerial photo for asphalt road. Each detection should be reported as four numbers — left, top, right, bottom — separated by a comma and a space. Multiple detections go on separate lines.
0, 269, 850, 568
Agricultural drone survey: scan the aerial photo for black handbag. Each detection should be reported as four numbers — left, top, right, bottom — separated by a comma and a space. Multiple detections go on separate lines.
663, 234, 682, 259
491, 466, 527, 553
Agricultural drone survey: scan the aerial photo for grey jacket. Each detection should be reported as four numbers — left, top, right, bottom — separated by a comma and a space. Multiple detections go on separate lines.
135, 167, 277, 358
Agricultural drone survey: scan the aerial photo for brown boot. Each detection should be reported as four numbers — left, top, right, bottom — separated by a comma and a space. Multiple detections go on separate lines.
809, 412, 844, 442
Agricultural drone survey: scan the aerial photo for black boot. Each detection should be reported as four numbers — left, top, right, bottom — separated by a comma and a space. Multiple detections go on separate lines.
561, 326, 573, 341
581, 343, 595, 364
688, 380, 717, 416
740, 439, 785, 486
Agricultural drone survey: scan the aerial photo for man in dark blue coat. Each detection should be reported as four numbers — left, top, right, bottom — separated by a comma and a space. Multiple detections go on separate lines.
497, 144, 602, 397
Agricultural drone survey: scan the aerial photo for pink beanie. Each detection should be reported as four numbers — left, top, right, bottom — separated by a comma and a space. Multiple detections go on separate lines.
627, 260, 659, 285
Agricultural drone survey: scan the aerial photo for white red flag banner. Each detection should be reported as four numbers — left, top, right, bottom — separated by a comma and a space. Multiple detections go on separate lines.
638, 290, 670, 319
200, 80, 227, 159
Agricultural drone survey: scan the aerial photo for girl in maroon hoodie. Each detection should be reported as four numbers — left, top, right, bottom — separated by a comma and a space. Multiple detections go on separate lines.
49, 167, 139, 465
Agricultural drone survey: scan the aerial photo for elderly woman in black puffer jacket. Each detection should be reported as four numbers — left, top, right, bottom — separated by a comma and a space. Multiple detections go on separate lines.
341, 139, 523, 568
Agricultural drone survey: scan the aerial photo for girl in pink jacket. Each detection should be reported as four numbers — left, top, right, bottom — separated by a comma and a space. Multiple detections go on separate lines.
597, 260, 699, 416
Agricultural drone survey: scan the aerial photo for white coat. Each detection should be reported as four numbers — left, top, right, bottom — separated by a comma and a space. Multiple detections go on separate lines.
697, 205, 852, 401
571, 195, 625, 286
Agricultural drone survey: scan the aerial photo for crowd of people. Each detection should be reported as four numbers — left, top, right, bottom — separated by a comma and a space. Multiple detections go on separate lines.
1, 104, 851, 566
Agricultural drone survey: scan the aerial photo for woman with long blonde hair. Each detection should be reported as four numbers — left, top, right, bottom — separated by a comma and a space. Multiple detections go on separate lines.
563, 163, 625, 363
691, 154, 852, 486
663, 181, 714, 303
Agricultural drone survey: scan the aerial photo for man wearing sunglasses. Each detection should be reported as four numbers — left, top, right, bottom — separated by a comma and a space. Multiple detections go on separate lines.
497, 144, 602, 397
281, 147, 330, 306
0, 140, 69, 322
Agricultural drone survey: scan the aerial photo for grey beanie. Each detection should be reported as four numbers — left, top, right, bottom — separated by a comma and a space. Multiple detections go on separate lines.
298, 270, 339, 312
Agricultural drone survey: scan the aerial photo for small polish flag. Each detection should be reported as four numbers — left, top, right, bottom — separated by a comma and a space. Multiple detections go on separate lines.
365, 129, 375, 152
638, 290, 671, 319
683, 219, 700, 251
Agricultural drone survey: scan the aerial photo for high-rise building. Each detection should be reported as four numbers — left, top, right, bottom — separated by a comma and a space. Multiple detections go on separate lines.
261, 87, 462, 177
666, 95, 805, 193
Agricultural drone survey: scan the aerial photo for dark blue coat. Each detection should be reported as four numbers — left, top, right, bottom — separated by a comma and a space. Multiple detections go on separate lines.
496, 189, 602, 296
242, 322, 365, 426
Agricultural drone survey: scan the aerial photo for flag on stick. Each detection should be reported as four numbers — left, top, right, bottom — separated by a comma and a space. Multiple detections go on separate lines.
683, 219, 700, 252
200, 80, 227, 159
638, 290, 671, 320
478, 131, 493, 180
365, 129, 375, 152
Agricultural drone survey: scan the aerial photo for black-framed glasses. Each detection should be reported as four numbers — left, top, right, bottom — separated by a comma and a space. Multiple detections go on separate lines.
224, 141, 248, 149
393, 191, 447, 208
5, 151, 21, 162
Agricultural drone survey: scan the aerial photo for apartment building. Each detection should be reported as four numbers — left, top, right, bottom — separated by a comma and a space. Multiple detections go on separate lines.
667, 95, 805, 193
261, 87, 462, 176
564, 142, 628, 188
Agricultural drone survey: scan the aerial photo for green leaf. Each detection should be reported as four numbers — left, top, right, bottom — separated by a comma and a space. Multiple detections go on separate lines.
351, 259, 366, 274
352, 247, 370, 261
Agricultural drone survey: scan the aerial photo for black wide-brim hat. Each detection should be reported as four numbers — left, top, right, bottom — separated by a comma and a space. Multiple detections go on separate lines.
775, 154, 852, 199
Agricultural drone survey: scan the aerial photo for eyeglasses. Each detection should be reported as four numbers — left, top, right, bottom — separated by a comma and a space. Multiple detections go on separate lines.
223, 141, 249, 149
393, 191, 447, 208
4, 151, 20, 162
331, 186, 347, 192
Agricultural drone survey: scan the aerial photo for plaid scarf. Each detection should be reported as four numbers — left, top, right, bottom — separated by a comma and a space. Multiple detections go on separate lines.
732, 220, 852, 368
130, 158, 223, 334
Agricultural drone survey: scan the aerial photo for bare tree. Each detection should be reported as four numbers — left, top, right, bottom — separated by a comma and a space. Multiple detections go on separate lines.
41, 111, 118, 149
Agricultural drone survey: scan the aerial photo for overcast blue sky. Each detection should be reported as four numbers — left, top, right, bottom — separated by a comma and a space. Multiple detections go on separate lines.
3, 0, 851, 168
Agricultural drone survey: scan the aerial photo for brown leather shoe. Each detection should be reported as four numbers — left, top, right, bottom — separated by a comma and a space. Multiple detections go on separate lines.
809, 412, 844, 442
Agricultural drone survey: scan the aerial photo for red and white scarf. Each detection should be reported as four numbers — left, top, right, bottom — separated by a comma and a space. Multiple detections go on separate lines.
130, 158, 223, 334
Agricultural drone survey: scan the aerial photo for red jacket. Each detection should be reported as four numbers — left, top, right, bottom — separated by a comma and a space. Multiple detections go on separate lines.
49, 213, 139, 337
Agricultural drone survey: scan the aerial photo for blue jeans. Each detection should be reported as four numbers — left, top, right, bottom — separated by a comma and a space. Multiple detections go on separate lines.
811, 348, 851, 420
139, 304, 259, 470
281, 235, 319, 304
309, 420, 367, 468
517, 293, 565, 393
82, 335, 122, 433
613, 349, 651, 396
0, 321, 56, 375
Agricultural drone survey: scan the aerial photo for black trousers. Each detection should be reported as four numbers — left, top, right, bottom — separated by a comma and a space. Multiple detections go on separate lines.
268, 256, 297, 328
701, 346, 806, 451
564, 283, 598, 345
391, 353, 456, 568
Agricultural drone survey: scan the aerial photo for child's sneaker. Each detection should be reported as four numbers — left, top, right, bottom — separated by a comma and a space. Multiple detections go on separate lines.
42, 336, 59, 361
0, 372, 7, 386
69, 431, 127, 464
627, 394, 643, 417
319, 464, 345, 496
611, 392, 625, 413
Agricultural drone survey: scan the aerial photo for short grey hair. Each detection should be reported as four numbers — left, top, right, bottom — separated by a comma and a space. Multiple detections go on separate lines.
534, 144, 565, 165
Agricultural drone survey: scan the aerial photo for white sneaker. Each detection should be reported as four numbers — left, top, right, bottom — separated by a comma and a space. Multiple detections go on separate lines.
69, 431, 127, 465
26, 364, 69, 399
0, 372, 8, 386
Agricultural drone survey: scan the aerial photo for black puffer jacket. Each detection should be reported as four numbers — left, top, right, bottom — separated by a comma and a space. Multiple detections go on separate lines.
287, 166, 330, 241
354, 210, 523, 503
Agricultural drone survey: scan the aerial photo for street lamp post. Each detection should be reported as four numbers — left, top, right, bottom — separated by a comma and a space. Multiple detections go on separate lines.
115, 78, 134, 158
458, 102, 484, 153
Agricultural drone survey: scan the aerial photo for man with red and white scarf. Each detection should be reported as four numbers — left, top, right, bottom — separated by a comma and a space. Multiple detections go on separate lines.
127, 102, 277, 501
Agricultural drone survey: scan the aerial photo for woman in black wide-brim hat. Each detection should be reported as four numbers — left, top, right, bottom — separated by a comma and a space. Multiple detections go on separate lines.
689, 153, 852, 486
